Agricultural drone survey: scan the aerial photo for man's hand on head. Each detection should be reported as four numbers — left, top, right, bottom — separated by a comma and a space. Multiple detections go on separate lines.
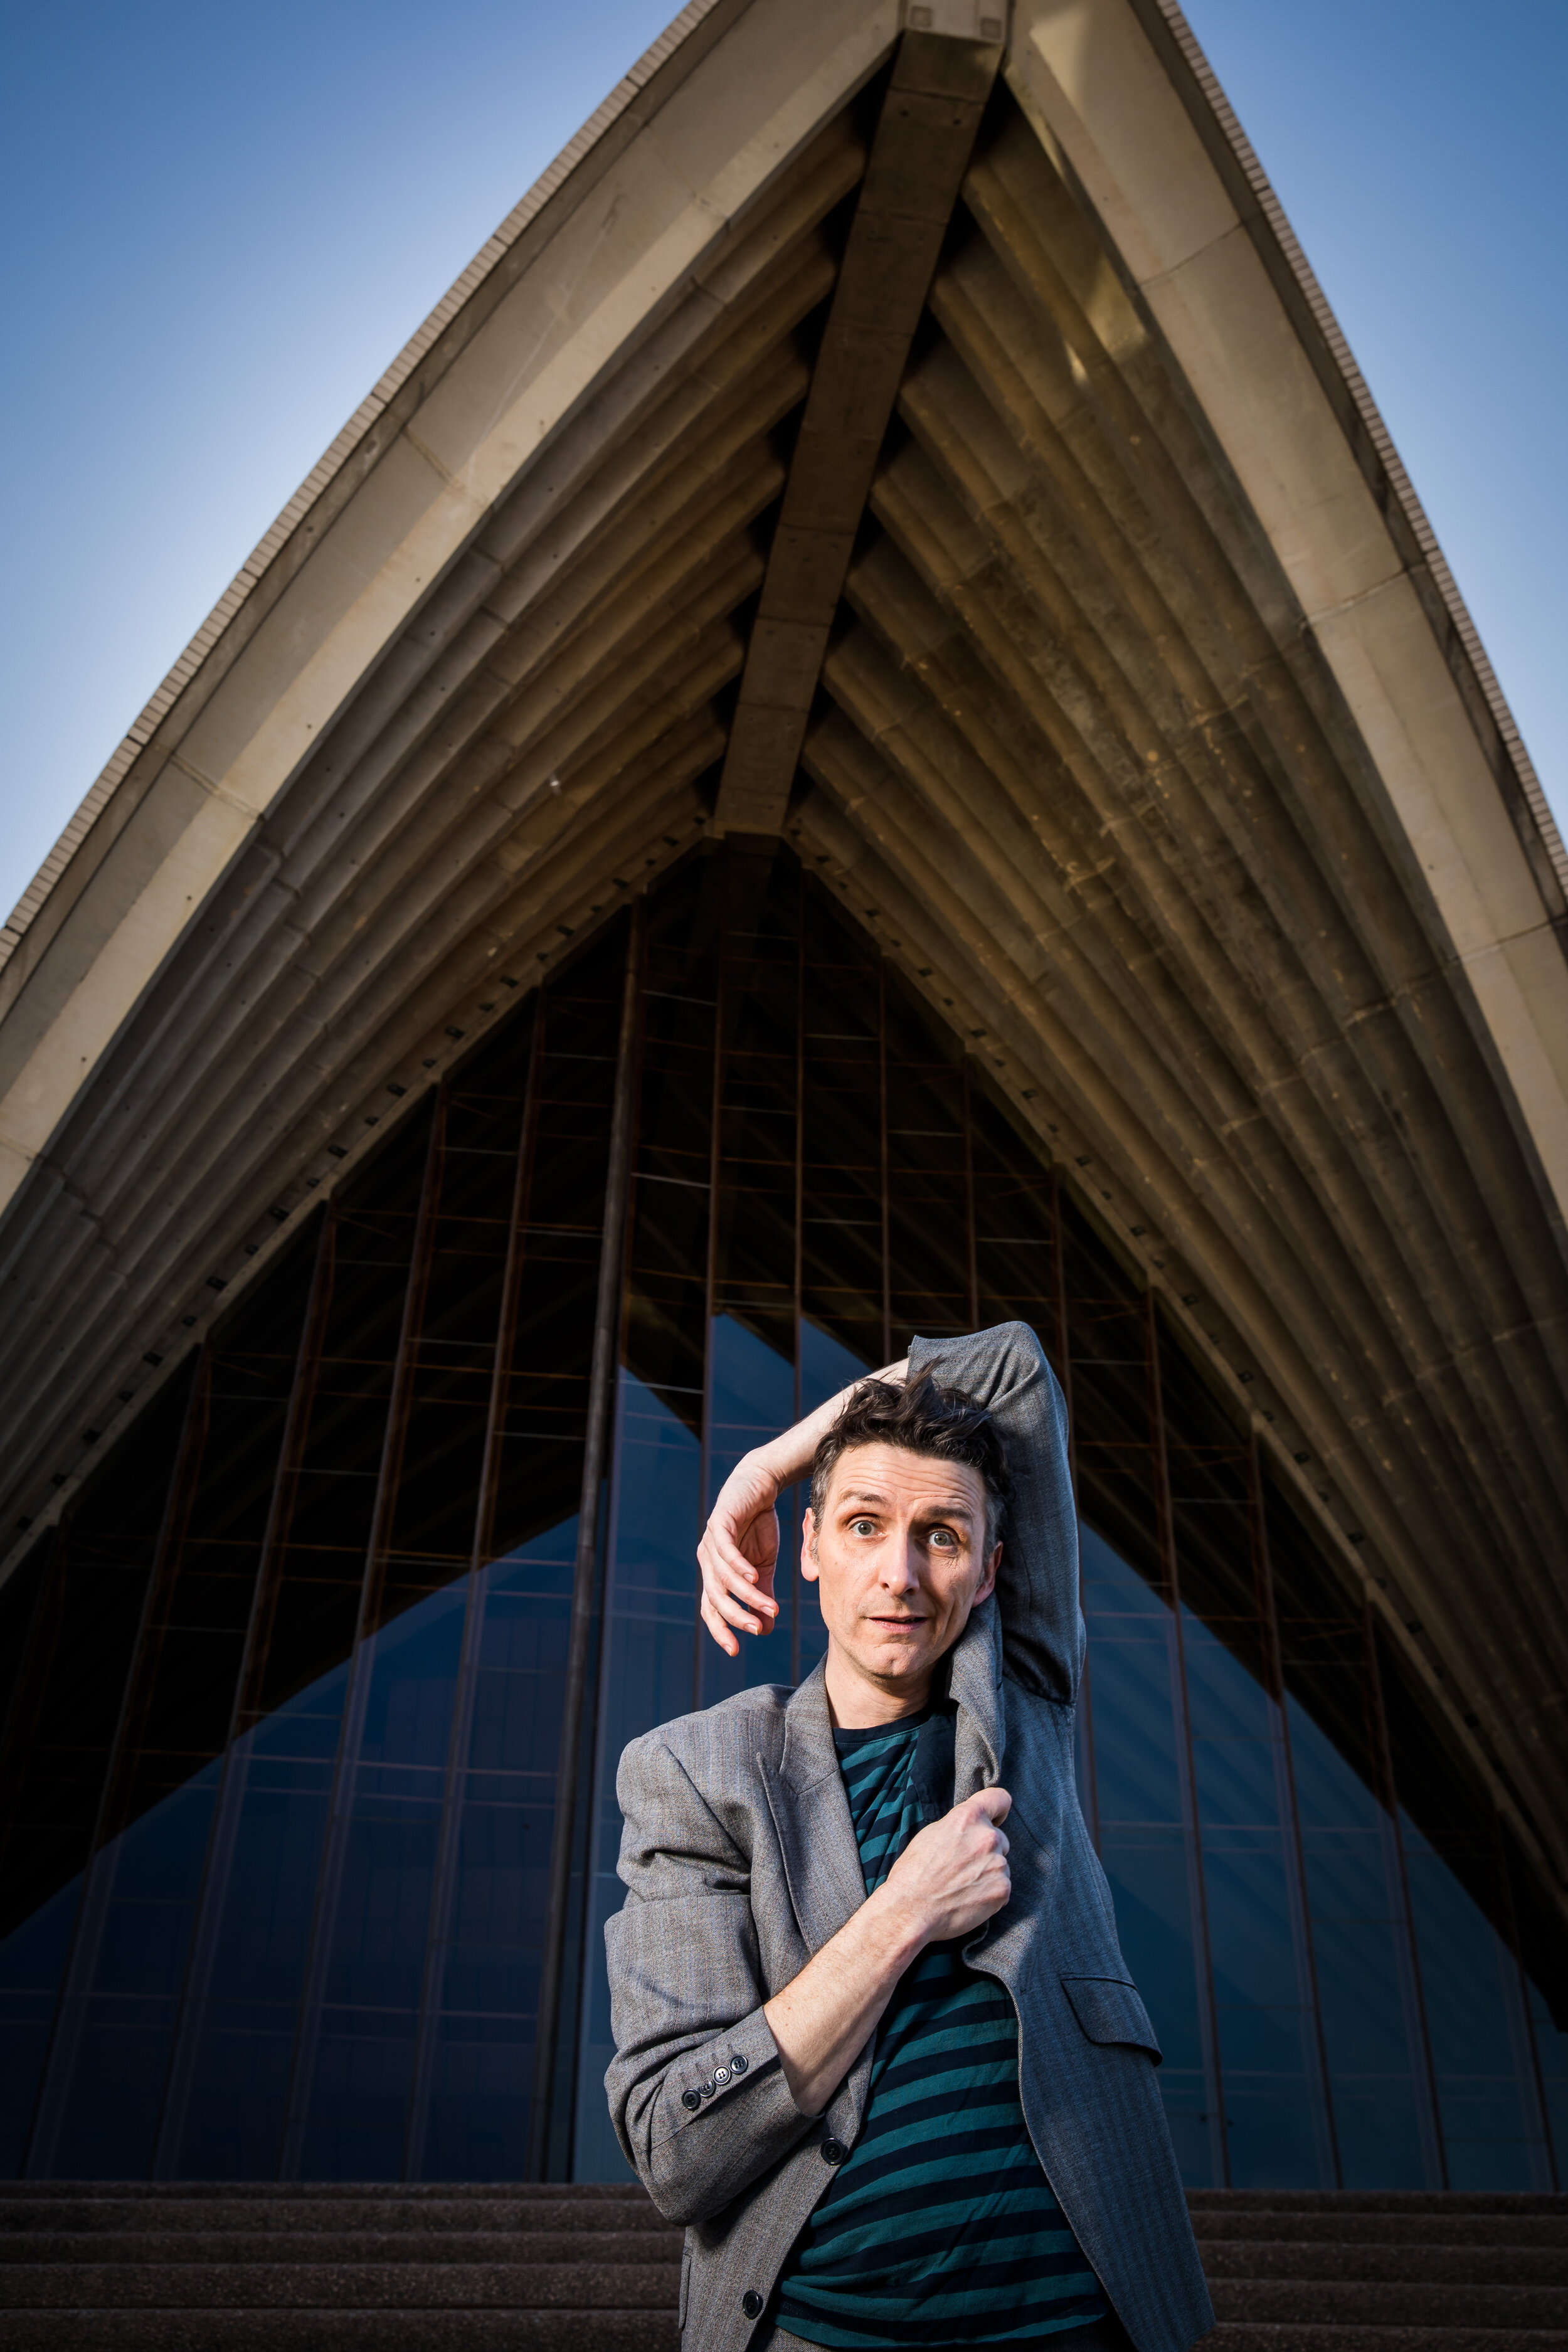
698, 1452, 783, 1659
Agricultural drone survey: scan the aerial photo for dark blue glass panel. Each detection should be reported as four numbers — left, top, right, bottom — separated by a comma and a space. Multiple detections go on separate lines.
161, 1665, 349, 2178
1377, 1624, 1554, 2191
575, 1375, 701, 2179
45, 1768, 221, 2178
1081, 1528, 1213, 2185
800, 1322, 871, 1414
701, 1316, 797, 1708
1288, 1695, 1433, 2187
299, 2008, 418, 2181
412, 1523, 574, 2180
1402, 1814, 1549, 2189
425, 2011, 535, 2181
1184, 1616, 1324, 2188
1082, 1557, 1182, 1831
295, 1585, 467, 2177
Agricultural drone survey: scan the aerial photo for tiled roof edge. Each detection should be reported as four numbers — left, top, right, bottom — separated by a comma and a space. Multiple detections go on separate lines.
0, 0, 730, 972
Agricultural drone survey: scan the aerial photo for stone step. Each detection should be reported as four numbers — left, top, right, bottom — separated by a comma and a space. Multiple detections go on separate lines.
0, 2232, 684, 2267
1193, 2213, 1568, 2248
28, 2230, 1565, 2286
3, 2180, 1564, 2352
1207, 2332, 1568, 2352
0, 2314, 678, 2350
0, 2198, 671, 2238
1189, 2194, 1568, 2217
1200, 2243, 1568, 2286
0, 2184, 647, 2201
0, 2261, 682, 2312
1209, 2282, 1568, 2329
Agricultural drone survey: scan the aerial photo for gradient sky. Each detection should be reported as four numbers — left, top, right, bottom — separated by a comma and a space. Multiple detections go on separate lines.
3, 1, 1563, 927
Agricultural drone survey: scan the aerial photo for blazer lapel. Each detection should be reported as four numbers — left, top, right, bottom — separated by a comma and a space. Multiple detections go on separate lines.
759, 1661, 866, 1956
950, 1597, 1005, 1801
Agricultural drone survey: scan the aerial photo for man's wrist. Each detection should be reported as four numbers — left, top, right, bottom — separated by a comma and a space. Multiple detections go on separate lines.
862, 1881, 931, 1970
748, 1436, 799, 1492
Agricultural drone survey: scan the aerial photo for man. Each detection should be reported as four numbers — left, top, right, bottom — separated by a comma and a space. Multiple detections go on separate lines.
605, 1323, 1212, 2352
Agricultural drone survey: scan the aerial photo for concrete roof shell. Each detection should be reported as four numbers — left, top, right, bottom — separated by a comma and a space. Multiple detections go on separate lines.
3, 0, 1567, 1890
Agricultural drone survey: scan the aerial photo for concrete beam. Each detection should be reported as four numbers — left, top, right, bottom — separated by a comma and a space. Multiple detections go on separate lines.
714, 26, 1001, 832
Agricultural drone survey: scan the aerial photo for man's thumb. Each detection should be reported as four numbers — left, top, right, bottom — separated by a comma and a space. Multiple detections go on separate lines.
975, 1784, 1012, 1823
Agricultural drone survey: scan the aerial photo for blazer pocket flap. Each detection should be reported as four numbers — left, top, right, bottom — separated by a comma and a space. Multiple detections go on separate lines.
1061, 1974, 1162, 2062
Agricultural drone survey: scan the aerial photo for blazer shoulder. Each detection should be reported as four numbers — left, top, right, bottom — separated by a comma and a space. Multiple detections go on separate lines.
619, 1683, 793, 1795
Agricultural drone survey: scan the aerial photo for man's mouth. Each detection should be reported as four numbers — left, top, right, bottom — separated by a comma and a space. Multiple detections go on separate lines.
868, 1616, 926, 1628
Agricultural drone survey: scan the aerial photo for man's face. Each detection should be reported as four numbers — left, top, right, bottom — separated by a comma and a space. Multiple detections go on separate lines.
802, 1441, 1000, 1710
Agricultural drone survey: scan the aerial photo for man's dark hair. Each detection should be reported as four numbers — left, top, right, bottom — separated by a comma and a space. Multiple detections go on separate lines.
808, 1365, 1012, 1553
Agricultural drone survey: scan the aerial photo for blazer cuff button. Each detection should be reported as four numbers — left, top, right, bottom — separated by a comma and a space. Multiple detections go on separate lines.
742, 2291, 764, 2318
714, 2065, 730, 2084
681, 2089, 701, 2111
821, 2136, 847, 2164
730, 2052, 748, 2073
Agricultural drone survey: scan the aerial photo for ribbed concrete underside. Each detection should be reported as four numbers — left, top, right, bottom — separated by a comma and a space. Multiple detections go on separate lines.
0, 2183, 1564, 2349
0, 34, 1565, 1886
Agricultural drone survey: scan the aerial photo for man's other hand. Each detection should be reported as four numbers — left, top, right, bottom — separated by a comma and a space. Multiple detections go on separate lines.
698, 1451, 782, 1658
882, 1788, 1013, 1942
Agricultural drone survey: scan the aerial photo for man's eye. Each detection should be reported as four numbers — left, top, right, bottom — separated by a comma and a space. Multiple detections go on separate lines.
929, 1528, 958, 1549
850, 1518, 877, 1536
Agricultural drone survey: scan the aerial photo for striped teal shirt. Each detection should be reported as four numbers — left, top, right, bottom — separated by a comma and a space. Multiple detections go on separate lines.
771, 1705, 1108, 2349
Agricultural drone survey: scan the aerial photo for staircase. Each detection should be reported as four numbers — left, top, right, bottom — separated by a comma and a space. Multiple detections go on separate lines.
0, 2183, 1563, 2348
1191, 2191, 1568, 2351
0, 2183, 681, 2347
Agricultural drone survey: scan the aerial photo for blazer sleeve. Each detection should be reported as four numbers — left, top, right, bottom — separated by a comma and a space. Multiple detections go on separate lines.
908, 1320, 1083, 1703
603, 1729, 815, 2224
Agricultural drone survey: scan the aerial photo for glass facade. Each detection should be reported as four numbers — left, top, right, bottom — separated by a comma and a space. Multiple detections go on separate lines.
0, 842, 1563, 2190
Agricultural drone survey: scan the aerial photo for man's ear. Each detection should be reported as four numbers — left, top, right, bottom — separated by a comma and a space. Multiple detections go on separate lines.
800, 1507, 820, 1585
975, 1540, 1002, 1605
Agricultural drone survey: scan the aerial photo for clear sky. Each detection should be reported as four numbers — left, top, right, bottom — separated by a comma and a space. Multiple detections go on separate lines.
2, 1, 1563, 928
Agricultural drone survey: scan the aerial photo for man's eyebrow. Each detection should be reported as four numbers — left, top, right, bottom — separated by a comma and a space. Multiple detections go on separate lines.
837, 1486, 978, 1520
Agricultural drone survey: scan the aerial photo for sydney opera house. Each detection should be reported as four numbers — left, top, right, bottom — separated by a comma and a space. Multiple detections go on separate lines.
0, 0, 1564, 2201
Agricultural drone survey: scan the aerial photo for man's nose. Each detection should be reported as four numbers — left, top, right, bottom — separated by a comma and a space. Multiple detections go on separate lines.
878, 1533, 922, 1591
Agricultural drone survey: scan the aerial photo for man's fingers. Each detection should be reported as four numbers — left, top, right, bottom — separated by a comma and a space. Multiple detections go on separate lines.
698, 1594, 739, 1659
704, 1554, 780, 1623
709, 1578, 775, 1634
695, 1542, 780, 1638
973, 1785, 1012, 1823
698, 1534, 780, 1615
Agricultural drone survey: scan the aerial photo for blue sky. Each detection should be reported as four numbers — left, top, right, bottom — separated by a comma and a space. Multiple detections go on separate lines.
2, 1, 1563, 925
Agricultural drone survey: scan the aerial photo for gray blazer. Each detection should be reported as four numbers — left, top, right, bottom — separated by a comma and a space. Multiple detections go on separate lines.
605, 1322, 1213, 2352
